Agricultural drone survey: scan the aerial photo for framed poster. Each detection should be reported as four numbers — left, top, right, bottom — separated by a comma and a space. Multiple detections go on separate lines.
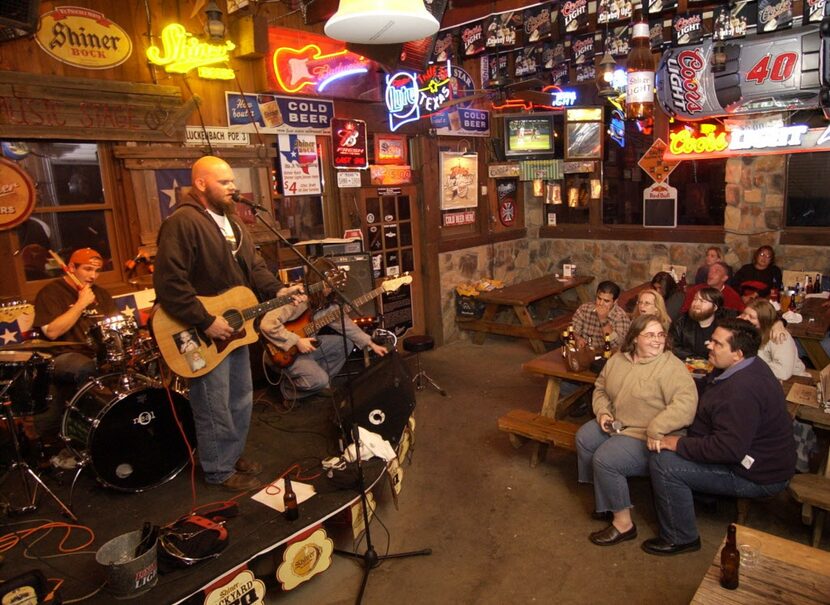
374, 134, 408, 165
565, 122, 602, 160
439, 152, 478, 210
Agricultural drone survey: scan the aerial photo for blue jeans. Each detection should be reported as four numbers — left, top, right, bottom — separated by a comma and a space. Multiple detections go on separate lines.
576, 421, 650, 513
282, 334, 352, 399
649, 451, 789, 544
188, 346, 253, 484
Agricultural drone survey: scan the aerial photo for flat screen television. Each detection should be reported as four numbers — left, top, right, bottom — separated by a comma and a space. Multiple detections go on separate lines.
502, 113, 560, 159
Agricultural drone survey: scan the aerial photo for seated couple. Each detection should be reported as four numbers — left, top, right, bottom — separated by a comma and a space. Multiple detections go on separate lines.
576, 315, 796, 555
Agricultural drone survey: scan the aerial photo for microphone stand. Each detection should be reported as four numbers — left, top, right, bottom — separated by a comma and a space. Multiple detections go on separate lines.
235, 194, 430, 604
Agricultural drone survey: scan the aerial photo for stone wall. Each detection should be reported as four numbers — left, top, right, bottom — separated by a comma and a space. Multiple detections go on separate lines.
440, 155, 830, 343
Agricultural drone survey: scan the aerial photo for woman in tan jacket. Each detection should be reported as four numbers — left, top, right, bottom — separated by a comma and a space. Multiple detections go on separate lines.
576, 314, 698, 546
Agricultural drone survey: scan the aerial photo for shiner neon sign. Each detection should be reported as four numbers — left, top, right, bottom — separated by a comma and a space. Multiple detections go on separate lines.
146, 23, 235, 80
666, 122, 830, 159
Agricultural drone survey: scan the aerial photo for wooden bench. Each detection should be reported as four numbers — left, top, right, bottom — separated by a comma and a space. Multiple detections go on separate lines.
498, 410, 581, 463
788, 474, 830, 547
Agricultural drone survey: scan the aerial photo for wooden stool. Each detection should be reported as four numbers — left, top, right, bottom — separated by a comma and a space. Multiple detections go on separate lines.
402, 335, 446, 396
788, 473, 830, 547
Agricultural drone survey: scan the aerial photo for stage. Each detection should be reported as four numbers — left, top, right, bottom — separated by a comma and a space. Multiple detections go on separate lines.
0, 388, 402, 604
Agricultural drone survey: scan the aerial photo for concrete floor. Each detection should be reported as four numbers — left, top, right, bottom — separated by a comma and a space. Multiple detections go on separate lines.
268, 336, 824, 605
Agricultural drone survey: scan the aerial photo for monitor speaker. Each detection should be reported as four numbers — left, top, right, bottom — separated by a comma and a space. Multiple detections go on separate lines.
325, 252, 377, 318
342, 352, 415, 446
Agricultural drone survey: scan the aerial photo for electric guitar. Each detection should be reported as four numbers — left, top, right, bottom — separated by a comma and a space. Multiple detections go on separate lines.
264, 274, 413, 368
152, 269, 346, 378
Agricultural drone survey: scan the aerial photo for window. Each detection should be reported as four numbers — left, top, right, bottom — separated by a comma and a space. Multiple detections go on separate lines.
786, 152, 830, 227
14, 143, 118, 283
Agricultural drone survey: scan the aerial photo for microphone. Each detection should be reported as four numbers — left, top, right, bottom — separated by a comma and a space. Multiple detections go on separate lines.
231, 191, 268, 212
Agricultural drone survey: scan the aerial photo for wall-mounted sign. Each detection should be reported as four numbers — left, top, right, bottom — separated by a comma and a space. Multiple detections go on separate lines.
147, 23, 235, 80
331, 118, 368, 169
226, 92, 333, 134
638, 138, 679, 183
369, 165, 412, 185
497, 180, 517, 226
36, 6, 133, 70
443, 210, 476, 226
0, 158, 36, 231
440, 152, 478, 210
643, 182, 678, 228
278, 134, 321, 196
337, 171, 362, 188
665, 121, 830, 160
185, 126, 249, 147
270, 43, 368, 94
488, 163, 521, 179
374, 134, 408, 165
434, 108, 490, 137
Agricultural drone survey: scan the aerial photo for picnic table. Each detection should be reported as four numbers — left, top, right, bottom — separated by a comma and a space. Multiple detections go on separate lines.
787, 297, 830, 370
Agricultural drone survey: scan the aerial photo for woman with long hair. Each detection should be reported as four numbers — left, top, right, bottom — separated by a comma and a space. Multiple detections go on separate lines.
739, 299, 805, 380
632, 288, 672, 326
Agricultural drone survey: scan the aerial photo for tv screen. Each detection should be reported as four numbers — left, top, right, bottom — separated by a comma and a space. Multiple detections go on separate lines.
503, 114, 558, 158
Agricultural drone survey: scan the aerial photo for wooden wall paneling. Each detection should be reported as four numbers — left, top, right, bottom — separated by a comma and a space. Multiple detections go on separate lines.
415, 134, 445, 342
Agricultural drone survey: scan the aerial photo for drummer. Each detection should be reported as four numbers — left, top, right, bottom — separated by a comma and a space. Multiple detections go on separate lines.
34, 247, 116, 388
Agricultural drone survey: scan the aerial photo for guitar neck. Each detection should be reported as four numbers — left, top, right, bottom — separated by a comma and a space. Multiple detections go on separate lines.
242, 280, 325, 322
302, 285, 385, 337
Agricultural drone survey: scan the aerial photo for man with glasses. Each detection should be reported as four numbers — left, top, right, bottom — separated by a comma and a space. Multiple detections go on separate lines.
572, 280, 631, 350
642, 318, 795, 555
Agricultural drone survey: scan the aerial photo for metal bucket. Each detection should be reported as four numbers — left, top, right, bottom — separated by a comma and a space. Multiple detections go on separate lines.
95, 530, 158, 599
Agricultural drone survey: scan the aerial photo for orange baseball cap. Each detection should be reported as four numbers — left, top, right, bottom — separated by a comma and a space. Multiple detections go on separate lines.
69, 248, 104, 266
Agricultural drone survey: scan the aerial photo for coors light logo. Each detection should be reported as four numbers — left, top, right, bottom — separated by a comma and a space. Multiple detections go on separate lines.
562, 0, 588, 32
572, 36, 594, 64
673, 14, 702, 46
665, 48, 707, 115
758, 0, 792, 32
461, 23, 484, 56
806, 0, 826, 23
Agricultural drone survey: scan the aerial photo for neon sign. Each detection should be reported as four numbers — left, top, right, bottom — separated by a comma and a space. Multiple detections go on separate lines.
271, 44, 369, 94
386, 72, 421, 132
146, 23, 235, 80
665, 122, 830, 160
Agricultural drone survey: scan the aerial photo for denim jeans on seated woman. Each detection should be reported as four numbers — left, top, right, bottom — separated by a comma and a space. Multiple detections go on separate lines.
576, 421, 650, 513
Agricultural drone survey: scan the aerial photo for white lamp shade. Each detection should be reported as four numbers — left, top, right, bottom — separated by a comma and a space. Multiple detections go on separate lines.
325, 0, 440, 45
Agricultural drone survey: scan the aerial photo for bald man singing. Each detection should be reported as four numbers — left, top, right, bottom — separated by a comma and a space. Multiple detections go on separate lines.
154, 156, 296, 491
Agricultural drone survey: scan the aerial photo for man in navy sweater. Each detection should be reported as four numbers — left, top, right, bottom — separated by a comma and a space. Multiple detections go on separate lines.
642, 318, 796, 555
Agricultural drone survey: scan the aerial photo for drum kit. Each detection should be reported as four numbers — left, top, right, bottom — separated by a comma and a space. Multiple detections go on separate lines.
0, 305, 194, 518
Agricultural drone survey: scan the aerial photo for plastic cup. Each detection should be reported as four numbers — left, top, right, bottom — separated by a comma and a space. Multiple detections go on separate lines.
739, 537, 761, 567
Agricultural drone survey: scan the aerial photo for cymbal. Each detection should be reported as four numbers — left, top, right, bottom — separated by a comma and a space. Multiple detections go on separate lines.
1, 339, 86, 350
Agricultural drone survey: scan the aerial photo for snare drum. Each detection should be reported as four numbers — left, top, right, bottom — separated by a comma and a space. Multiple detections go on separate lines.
61, 373, 194, 492
89, 314, 137, 367
0, 351, 53, 415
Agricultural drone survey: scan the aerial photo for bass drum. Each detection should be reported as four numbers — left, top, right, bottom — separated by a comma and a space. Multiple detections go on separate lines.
61, 373, 195, 492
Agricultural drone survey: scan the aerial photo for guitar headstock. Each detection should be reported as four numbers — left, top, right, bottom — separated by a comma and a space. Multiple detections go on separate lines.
381, 273, 413, 293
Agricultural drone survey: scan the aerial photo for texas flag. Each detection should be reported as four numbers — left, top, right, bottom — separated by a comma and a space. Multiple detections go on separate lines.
0, 318, 24, 345
113, 289, 157, 328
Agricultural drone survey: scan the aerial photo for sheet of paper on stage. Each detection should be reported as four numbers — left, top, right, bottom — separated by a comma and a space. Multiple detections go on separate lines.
787, 382, 818, 407
252, 478, 316, 512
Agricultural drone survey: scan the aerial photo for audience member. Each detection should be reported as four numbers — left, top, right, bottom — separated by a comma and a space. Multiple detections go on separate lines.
571, 280, 631, 349
680, 262, 744, 313
738, 280, 770, 306
632, 288, 671, 326
642, 318, 796, 556
693, 246, 731, 285
739, 299, 804, 381
729, 245, 783, 293
650, 271, 684, 322
576, 315, 697, 546
670, 287, 733, 361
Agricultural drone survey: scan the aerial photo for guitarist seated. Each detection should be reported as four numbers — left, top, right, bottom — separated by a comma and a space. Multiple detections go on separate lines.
260, 258, 387, 401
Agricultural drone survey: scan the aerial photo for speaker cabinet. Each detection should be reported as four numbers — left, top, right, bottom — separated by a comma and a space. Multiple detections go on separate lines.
343, 352, 415, 446
325, 253, 377, 318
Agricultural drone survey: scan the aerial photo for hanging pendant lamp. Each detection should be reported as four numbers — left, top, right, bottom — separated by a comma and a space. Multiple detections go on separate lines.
325, 0, 440, 45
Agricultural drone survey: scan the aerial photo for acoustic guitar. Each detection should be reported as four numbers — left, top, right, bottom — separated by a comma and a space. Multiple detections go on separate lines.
152, 269, 346, 378
264, 274, 413, 368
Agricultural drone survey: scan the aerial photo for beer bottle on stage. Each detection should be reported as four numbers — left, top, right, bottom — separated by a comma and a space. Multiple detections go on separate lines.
625, 9, 655, 123
720, 523, 740, 590
283, 475, 299, 521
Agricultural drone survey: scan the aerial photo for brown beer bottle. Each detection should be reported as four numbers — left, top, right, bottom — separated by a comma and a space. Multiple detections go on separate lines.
625, 9, 655, 122
283, 475, 299, 521
603, 334, 612, 359
719, 523, 740, 590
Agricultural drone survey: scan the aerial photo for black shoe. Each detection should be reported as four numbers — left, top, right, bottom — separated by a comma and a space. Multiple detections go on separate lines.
591, 511, 613, 522
641, 537, 701, 556
589, 523, 637, 546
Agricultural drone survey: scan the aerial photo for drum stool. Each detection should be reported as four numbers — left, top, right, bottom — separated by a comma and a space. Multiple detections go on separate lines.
402, 335, 446, 397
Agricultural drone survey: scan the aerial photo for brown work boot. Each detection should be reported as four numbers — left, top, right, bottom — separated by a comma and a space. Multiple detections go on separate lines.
235, 458, 262, 475
219, 472, 261, 491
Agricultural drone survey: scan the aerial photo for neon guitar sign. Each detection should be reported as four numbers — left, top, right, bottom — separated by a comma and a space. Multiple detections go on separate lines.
271, 44, 369, 94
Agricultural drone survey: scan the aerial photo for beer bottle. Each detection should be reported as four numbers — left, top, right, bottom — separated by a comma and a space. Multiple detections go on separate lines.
603, 334, 612, 359
625, 9, 655, 122
719, 523, 740, 590
678, 272, 687, 293
816, 273, 822, 292
283, 475, 299, 521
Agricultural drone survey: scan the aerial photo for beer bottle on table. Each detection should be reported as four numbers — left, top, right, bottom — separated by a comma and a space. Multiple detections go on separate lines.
816, 273, 823, 292
806, 276, 813, 294
625, 9, 654, 122
283, 475, 299, 521
678, 272, 687, 293
720, 523, 740, 590
603, 334, 612, 359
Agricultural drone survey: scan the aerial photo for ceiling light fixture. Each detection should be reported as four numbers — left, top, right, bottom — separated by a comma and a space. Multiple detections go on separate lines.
204, 0, 225, 41
597, 50, 617, 97
325, 0, 440, 45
